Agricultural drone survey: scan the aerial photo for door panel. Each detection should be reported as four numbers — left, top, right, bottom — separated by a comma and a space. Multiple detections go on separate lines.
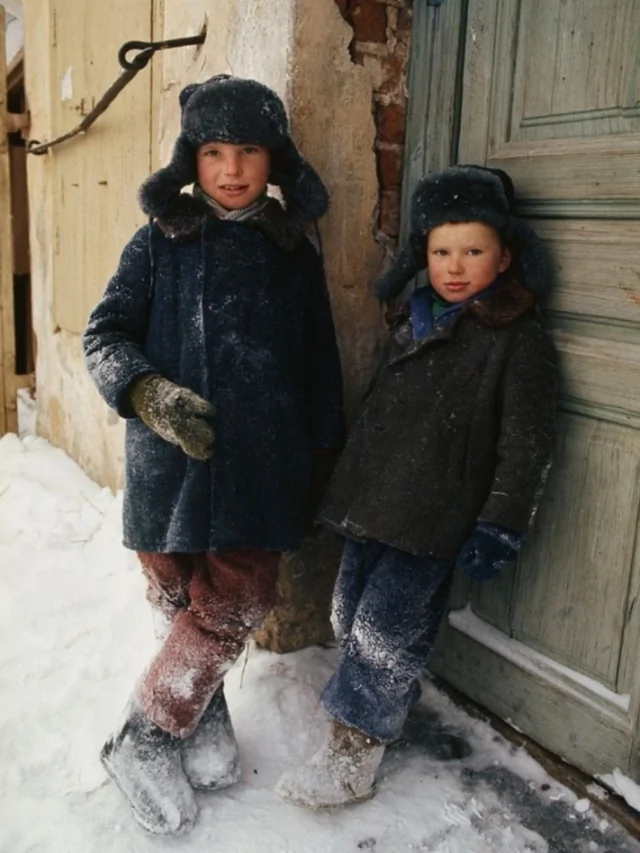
416, 0, 640, 779
512, 0, 640, 142
512, 415, 640, 688
538, 220, 640, 324
50, 0, 152, 334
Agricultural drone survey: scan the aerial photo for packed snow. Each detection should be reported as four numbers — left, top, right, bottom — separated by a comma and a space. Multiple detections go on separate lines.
0, 433, 637, 852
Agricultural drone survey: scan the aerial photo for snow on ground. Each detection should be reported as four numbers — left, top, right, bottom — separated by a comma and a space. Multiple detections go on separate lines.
0, 434, 637, 853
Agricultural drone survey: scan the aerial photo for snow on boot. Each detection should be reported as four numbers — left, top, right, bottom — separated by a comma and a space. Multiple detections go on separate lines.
100, 699, 198, 835
275, 719, 385, 808
181, 688, 241, 791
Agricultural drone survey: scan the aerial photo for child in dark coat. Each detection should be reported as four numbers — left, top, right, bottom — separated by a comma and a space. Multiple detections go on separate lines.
276, 165, 558, 808
83, 75, 344, 834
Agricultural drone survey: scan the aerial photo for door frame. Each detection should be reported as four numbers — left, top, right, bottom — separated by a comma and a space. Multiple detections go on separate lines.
0, 6, 31, 437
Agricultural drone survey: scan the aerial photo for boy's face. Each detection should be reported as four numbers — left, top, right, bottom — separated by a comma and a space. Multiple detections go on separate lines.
196, 142, 270, 209
426, 221, 511, 303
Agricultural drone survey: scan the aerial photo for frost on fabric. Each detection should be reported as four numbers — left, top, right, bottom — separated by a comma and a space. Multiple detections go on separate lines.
159, 667, 196, 701
351, 619, 405, 671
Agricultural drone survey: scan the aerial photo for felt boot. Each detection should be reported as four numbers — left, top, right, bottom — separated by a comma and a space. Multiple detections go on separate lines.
275, 719, 385, 808
100, 699, 198, 835
181, 688, 241, 791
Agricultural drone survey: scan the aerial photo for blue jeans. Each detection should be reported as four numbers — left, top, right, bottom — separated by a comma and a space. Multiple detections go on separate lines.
321, 538, 454, 742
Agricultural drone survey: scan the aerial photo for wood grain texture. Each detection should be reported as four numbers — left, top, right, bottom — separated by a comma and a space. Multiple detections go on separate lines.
430, 609, 634, 777
539, 220, 640, 324
401, 0, 465, 235
50, 0, 152, 335
553, 331, 640, 415
512, 414, 640, 687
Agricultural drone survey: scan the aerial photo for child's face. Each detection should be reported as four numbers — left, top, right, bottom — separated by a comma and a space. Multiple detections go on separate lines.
426, 221, 511, 303
196, 142, 270, 209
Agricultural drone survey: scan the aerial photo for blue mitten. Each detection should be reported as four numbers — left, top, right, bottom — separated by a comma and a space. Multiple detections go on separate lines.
456, 522, 522, 582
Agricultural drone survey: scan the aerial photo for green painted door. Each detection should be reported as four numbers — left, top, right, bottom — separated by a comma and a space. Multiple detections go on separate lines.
405, 0, 640, 780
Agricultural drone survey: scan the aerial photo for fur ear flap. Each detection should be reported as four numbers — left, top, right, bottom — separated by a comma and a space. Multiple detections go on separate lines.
373, 235, 425, 302
270, 138, 329, 221
510, 219, 551, 298
138, 135, 197, 218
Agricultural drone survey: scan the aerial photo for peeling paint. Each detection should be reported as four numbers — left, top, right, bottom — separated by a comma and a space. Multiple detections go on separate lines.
60, 66, 73, 101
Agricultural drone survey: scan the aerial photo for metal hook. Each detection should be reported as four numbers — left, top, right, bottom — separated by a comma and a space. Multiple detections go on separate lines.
118, 35, 206, 71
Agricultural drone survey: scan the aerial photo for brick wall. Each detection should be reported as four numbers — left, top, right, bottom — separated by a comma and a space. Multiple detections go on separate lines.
335, 0, 413, 256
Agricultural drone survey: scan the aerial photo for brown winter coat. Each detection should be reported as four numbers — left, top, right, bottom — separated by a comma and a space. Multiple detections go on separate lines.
319, 278, 558, 559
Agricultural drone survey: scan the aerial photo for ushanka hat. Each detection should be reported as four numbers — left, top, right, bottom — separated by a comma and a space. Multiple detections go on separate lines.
139, 75, 329, 221
374, 165, 550, 301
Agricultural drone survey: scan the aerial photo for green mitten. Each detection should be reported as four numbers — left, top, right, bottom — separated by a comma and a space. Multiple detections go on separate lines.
129, 375, 215, 461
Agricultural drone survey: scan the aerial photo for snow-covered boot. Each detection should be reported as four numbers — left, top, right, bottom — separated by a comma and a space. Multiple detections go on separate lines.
181, 688, 241, 790
275, 719, 385, 808
100, 699, 198, 835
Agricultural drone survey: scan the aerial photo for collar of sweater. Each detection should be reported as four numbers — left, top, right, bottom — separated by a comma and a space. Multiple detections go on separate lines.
193, 184, 270, 222
152, 191, 307, 251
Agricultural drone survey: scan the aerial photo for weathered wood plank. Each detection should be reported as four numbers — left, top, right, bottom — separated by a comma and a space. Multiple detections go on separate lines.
538, 220, 640, 324
401, 0, 465, 234
0, 4, 17, 435
430, 607, 633, 777
552, 332, 640, 416
489, 137, 640, 201
50, 0, 152, 335
512, 414, 640, 687
456, 0, 497, 166
512, 0, 640, 141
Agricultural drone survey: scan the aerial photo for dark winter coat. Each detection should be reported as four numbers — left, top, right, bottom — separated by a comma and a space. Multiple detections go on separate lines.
84, 197, 344, 553
319, 279, 558, 559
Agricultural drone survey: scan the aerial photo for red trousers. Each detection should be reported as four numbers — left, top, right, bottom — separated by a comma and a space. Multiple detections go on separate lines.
136, 549, 280, 738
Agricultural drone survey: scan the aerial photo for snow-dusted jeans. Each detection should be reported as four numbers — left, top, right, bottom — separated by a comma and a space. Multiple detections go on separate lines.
321, 538, 454, 742
136, 549, 280, 738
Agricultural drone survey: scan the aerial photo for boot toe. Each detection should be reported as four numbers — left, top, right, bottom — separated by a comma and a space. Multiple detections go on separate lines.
275, 766, 375, 809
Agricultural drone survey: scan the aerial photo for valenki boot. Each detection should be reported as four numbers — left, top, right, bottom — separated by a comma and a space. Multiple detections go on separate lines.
181, 688, 241, 790
100, 698, 198, 835
275, 719, 385, 808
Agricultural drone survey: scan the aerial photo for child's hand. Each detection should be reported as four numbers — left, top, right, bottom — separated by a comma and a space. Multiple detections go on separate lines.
456, 522, 522, 582
129, 375, 215, 461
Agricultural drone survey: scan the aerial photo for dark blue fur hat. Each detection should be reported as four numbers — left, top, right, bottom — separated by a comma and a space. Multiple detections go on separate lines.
139, 75, 329, 221
374, 165, 550, 301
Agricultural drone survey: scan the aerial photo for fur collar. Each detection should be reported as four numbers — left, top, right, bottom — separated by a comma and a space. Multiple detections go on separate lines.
389, 276, 535, 338
465, 276, 534, 327
152, 193, 307, 251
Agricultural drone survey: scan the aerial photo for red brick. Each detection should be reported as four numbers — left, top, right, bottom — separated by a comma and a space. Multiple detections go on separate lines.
377, 53, 407, 97
351, 1, 388, 43
379, 190, 401, 238
377, 102, 406, 145
377, 146, 403, 191
397, 7, 413, 34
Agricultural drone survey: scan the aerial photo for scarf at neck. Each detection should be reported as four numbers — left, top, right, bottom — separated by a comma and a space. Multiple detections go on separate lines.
193, 184, 269, 222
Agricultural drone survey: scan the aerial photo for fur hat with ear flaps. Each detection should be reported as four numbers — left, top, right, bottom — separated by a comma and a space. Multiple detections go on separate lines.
138, 75, 329, 222
374, 165, 550, 302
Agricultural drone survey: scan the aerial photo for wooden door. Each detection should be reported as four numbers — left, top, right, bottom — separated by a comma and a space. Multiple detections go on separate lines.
50, 0, 153, 335
405, 0, 640, 780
